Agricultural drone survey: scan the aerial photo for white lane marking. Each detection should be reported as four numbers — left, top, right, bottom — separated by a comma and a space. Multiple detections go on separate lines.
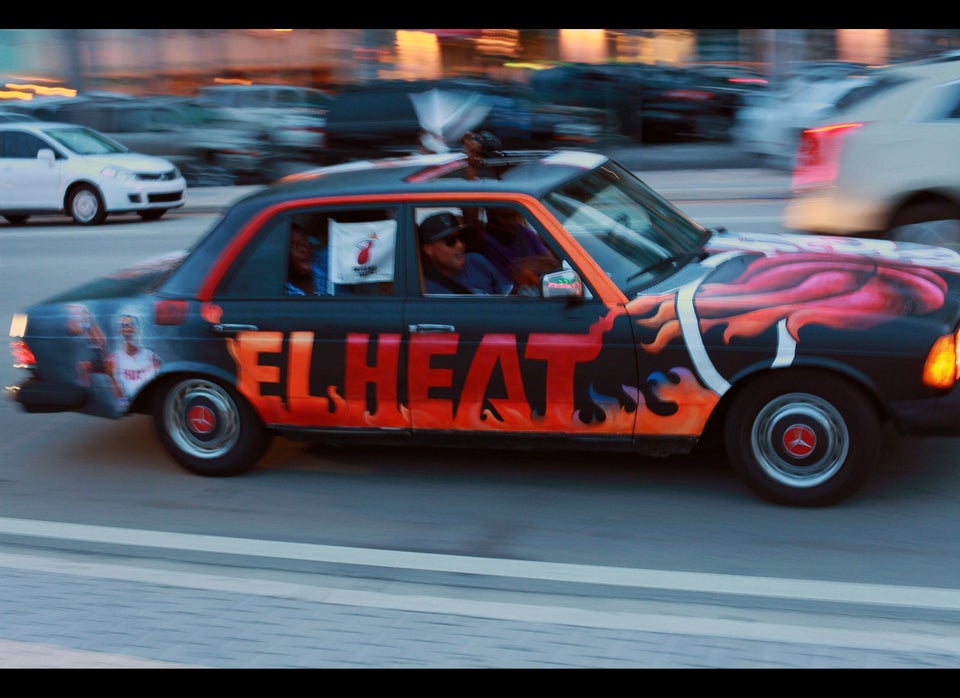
1, 517, 959, 612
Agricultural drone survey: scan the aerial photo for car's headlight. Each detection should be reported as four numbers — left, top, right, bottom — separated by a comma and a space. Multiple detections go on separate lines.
100, 165, 134, 182
172, 166, 183, 180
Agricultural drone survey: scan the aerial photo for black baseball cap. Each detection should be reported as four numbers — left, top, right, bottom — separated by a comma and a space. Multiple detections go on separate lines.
419, 212, 460, 243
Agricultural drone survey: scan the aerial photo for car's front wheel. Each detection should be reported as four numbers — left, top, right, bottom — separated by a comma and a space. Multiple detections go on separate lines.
724, 370, 881, 507
68, 184, 107, 225
153, 376, 271, 477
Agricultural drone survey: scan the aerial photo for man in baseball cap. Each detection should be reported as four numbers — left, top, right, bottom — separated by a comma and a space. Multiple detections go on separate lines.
419, 212, 510, 295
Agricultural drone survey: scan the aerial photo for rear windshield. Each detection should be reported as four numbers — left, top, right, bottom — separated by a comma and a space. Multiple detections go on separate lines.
833, 73, 911, 112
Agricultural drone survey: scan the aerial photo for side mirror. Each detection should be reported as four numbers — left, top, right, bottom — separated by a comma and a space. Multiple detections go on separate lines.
37, 148, 55, 164
541, 269, 583, 299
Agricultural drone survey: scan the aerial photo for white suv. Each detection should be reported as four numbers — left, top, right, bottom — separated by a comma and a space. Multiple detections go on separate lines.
783, 58, 960, 249
0, 120, 185, 225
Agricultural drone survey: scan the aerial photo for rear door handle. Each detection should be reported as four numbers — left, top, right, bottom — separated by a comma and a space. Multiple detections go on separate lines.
214, 323, 259, 333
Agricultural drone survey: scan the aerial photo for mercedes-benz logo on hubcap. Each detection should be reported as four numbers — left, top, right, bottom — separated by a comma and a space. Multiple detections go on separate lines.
782, 424, 816, 458
187, 405, 216, 435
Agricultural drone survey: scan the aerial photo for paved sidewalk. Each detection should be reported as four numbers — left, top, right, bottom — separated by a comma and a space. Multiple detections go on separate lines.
1, 548, 954, 669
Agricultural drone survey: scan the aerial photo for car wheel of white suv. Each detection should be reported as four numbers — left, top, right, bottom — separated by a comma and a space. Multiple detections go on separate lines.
68, 184, 107, 225
889, 199, 960, 251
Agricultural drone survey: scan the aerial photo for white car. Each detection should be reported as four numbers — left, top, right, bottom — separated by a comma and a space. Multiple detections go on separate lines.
733, 73, 871, 170
0, 120, 186, 225
784, 57, 960, 248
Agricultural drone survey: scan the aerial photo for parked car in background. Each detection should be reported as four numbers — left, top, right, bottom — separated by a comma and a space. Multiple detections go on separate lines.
196, 83, 331, 163
0, 109, 37, 122
0, 120, 185, 225
638, 63, 767, 142
10, 93, 273, 185
10, 147, 960, 507
529, 62, 766, 143
322, 78, 604, 163
784, 57, 960, 249
529, 62, 663, 141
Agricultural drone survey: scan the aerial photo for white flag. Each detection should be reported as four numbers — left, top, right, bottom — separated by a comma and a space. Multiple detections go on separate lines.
329, 220, 396, 285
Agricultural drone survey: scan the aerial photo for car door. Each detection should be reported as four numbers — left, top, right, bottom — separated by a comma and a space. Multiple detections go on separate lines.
208, 204, 411, 433
0, 128, 63, 209
402, 200, 640, 442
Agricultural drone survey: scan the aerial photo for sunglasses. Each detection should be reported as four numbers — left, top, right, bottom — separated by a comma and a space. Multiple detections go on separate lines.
437, 233, 462, 247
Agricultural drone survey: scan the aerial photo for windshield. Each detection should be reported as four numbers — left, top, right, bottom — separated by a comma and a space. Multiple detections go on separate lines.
44, 126, 127, 155
542, 161, 710, 294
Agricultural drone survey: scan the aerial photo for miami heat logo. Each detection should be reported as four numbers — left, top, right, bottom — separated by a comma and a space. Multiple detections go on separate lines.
356, 233, 378, 265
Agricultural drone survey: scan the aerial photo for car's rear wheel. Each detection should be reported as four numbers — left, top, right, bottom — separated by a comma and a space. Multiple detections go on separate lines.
153, 376, 271, 477
68, 184, 107, 225
3, 214, 29, 225
724, 370, 881, 507
138, 209, 167, 221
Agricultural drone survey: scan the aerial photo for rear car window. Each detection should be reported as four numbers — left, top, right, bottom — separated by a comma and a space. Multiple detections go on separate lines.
833, 74, 911, 112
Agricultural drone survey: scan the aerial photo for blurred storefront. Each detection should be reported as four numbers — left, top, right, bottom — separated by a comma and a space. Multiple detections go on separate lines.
2, 28, 960, 98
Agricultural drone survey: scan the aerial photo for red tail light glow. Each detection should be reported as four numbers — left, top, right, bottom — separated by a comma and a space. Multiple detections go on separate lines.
10, 339, 36, 368
791, 122, 863, 191
664, 89, 714, 101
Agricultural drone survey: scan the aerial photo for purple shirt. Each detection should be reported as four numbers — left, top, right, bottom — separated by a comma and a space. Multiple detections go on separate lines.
478, 222, 550, 283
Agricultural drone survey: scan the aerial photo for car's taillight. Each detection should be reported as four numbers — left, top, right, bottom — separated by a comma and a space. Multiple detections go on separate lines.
791, 122, 863, 191
922, 329, 960, 389
9, 339, 35, 369
8, 313, 33, 367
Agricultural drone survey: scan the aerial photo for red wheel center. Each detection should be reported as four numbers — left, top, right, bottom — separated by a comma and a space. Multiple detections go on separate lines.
782, 424, 816, 458
187, 405, 216, 434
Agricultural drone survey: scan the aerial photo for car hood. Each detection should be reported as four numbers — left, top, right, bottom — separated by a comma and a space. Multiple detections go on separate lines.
79, 152, 178, 172
705, 230, 960, 272
696, 229, 960, 325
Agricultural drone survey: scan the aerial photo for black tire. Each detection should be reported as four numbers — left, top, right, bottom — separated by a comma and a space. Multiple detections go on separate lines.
138, 209, 167, 221
3, 214, 29, 225
724, 370, 881, 507
888, 200, 960, 251
68, 184, 107, 225
153, 376, 271, 477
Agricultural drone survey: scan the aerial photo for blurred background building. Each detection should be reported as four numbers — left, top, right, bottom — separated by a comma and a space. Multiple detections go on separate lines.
1, 28, 958, 97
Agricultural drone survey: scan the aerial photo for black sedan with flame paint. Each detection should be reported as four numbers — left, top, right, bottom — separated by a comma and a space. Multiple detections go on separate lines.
8, 149, 960, 506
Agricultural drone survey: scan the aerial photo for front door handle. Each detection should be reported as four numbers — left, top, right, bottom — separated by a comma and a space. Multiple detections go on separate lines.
408, 324, 456, 334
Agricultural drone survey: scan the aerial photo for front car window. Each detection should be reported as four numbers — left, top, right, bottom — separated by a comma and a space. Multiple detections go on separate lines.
0, 130, 48, 158
43, 126, 127, 155
542, 161, 709, 295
